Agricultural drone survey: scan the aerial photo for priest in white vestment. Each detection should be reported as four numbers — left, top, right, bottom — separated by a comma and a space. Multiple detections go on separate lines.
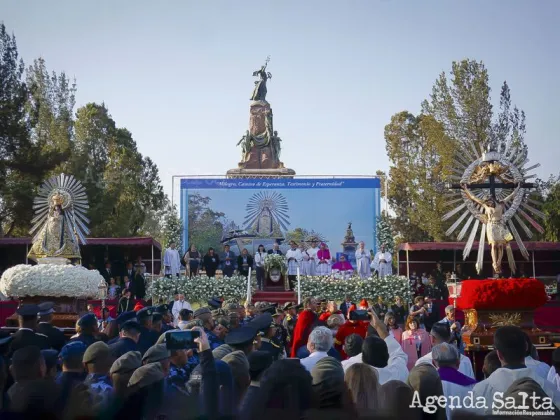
163, 242, 182, 278
306, 241, 318, 276
372, 244, 392, 278
286, 241, 302, 290
172, 293, 192, 326
355, 242, 371, 279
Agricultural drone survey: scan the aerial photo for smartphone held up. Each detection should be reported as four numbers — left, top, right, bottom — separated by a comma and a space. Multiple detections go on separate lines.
165, 330, 200, 350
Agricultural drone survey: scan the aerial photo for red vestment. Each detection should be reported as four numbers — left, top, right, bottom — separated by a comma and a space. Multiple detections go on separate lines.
290, 309, 318, 357
334, 320, 369, 359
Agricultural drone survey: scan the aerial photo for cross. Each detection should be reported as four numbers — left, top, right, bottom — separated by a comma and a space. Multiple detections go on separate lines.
448, 177, 534, 200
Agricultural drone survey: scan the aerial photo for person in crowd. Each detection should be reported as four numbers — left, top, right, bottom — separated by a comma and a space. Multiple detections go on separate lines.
82, 342, 114, 413
213, 318, 229, 343
339, 295, 354, 316
36, 301, 66, 352
154, 304, 174, 333
432, 342, 476, 419
133, 267, 146, 300
99, 307, 114, 332
195, 307, 222, 350
40, 349, 58, 380
123, 275, 133, 293
142, 344, 171, 377
421, 272, 429, 286
300, 326, 333, 371
415, 322, 474, 378
355, 241, 371, 279
523, 332, 551, 381
9, 305, 50, 355
391, 296, 406, 327
172, 293, 192, 327
291, 297, 319, 357
334, 306, 368, 359
318, 300, 337, 322
411, 275, 425, 297
163, 241, 181, 278
184, 244, 202, 278
470, 326, 560, 415
407, 364, 446, 420
118, 288, 134, 315
341, 334, 364, 369
109, 320, 141, 359
167, 344, 195, 393
384, 313, 403, 344
56, 342, 88, 411
438, 305, 462, 351
332, 253, 354, 278
177, 308, 194, 330
307, 240, 319, 276
547, 348, 560, 392
240, 351, 273, 414
373, 243, 392, 278
311, 242, 328, 276
301, 244, 312, 276
423, 297, 438, 332
225, 325, 257, 356
401, 315, 431, 370
409, 295, 428, 328
286, 241, 302, 290
123, 261, 135, 283
134, 256, 146, 276
101, 261, 113, 283
107, 277, 121, 300
373, 296, 388, 319
282, 302, 297, 351
326, 313, 344, 338
70, 313, 100, 348
425, 275, 446, 300
267, 242, 282, 255
110, 351, 141, 399
136, 307, 159, 355
237, 248, 254, 278
380, 380, 421, 419
272, 310, 288, 352
345, 362, 380, 412
220, 244, 236, 278
222, 350, 251, 408
203, 247, 220, 278
254, 244, 267, 290
482, 349, 500, 379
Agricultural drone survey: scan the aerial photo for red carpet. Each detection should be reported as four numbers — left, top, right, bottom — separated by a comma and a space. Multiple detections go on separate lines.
251, 290, 297, 304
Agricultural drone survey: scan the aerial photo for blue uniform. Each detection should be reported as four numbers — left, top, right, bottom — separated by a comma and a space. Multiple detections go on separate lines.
69, 334, 98, 348
205, 329, 223, 350
84, 373, 113, 411
109, 337, 138, 359
137, 326, 159, 355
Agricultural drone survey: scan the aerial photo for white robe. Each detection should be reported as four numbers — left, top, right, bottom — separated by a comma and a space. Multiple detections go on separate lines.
286, 248, 302, 276
163, 248, 181, 276
355, 249, 371, 278
172, 300, 193, 326
441, 379, 475, 420
416, 352, 475, 379
301, 250, 312, 276
547, 366, 560, 392
524, 356, 551, 382
306, 247, 318, 276
373, 251, 392, 277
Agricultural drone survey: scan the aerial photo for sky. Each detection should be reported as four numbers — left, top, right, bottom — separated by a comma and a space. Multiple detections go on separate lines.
3, 1, 560, 205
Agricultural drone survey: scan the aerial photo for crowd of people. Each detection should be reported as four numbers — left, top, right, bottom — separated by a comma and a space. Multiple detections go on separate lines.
1, 292, 560, 419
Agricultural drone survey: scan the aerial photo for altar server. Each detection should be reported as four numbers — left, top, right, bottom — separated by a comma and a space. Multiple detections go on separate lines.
286, 241, 302, 290
355, 241, 371, 279
316, 242, 331, 276
373, 244, 392, 278
163, 241, 181, 278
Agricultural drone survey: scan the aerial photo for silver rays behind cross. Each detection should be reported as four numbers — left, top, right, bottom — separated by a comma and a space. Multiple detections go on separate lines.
443, 139, 543, 275
30, 173, 90, 245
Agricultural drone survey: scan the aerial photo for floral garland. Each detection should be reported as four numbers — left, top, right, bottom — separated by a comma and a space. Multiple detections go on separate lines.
149, 275, 256, 304
300, 275, 411, 303
0, 264, 102, 299
264, 254, 287, 274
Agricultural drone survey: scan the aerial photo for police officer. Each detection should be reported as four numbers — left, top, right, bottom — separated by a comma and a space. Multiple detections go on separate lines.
9, 304, 50, 355
136, 307, 159, 355
194, 307, 221, 350
155, 304, 174, 333
282, 302, 298, 351
272, 309, 288, 350
70, 313, 100, 348
83, 341, 114, 411
108, 311, 137, 344
224, 325, 257, 355
37, 301, 66, 351
249, 313, 283, 361
108, 320, 141, 359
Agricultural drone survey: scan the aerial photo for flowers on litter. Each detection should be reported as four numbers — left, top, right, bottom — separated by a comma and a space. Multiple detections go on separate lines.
0, 264, 103, 299
264, 254, 287, 274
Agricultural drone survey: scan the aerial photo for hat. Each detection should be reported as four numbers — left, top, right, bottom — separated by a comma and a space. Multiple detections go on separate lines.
41, 349, 59, 370
248, 313, 273, 333
154, 304, 169, 314
310, 357, 345, 397
222, 351, 250, 383
215, 317, 230, 330
248, 350, 273, 379
134, 302, 145, 312
212, 309, 227, 318
142, 344, 170, 364
120, 320, 142, 332
136, 306, 154, 320
128, 362, 165, 389
77, 313, 98, 328
271, 309, 284, 318
282, 302, 295, 311
212, 344, 234, 360
224, 302, 240, 311
16, 304, 40, 317
359, 299, 369, 308
152, 313, 163, 322
194, 307, 211, 318
116, 311, 137, 326
59, 341, 87, 362
295, 303, 303, 311
208, 298, 223, 309
38, 302, 55, 317
225, 326, 257, 346
83, 341, 111, 364
110, 351, 142, 375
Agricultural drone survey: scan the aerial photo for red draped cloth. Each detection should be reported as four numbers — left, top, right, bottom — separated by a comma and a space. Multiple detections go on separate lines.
291, 309, 318, 357
334, 320, 369, 359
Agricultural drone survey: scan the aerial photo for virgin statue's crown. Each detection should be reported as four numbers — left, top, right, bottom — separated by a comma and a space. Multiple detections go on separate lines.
52, 192, 64, 206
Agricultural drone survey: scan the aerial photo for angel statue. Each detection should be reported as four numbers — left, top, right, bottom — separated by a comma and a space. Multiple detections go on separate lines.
250, 57, 272, 101
28, 174, 90, 262
461, 182, 521, 274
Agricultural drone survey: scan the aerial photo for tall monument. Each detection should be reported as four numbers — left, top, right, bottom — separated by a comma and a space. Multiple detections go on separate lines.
227, 58, 296, 179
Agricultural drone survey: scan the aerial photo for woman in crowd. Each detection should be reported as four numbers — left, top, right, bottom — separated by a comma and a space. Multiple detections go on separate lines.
407, 364, 446, 420
237, 248, 253, 278
316, 242, 331, 276
384, 313, 403, 344
184, 244, 202, 278
254, 244, 267, 290
373, 296, 388, 319
391, 295, 406, 327
401, 315, 431, 370
202, 247, 220, 278
133, 267, 145, 300
344, 362, 380, 412
409, 295, 428, 329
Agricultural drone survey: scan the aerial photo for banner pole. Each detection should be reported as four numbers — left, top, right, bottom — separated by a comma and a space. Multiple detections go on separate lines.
297, 266, 301, 304
247, 267, 252, 304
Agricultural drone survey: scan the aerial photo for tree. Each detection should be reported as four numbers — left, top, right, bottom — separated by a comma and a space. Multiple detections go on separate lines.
538, 175, 560, 242
284, 228, 325, 248
161, 203, 183, 252
188, 192, 225, 252
376, 214, 394, 253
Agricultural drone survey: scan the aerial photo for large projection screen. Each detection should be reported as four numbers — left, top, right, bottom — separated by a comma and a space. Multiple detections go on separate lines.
180, 177, 381, 267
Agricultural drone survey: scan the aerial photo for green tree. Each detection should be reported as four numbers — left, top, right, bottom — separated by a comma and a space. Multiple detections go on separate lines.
376, 214, 394, 253
188, 192, 224, 252
284, 228, 325, 247
539, 175, 560, 242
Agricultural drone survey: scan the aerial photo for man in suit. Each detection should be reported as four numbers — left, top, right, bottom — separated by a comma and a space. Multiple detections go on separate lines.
136, 307, 159, 355
108, 320, 141, 359
339, 295, 355, 317
220, 244, 236, 278
118, 289, 134, 314
9, 304, 50, 356
267, 242, 283, 255
37, 301, 66, 351
123, 261, 135, 283
101, 261, 113, 283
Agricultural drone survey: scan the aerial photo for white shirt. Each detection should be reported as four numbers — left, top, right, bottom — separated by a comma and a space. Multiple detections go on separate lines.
547, 366, 560, 392
525, 356, 551, 382
286, 248, 302, 275
470, 367, 560, 415
300, 351, 328, 372
172, 300, 192, 326
441, 379, 475, 420
254, 252, 266, 268
416, 352, 475, 379
342, 335, 409, 384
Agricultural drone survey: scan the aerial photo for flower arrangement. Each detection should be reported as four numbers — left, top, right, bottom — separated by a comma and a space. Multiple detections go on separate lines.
455, 278, 548, 311
300, 274, 411, 302
149, 275, 256, 304
264, 254, 287, 274
0, 264, 102, 299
